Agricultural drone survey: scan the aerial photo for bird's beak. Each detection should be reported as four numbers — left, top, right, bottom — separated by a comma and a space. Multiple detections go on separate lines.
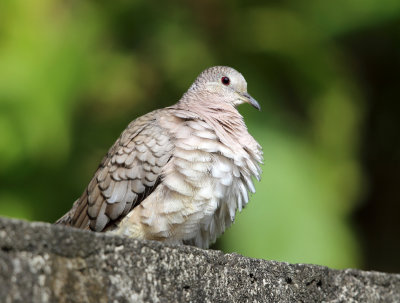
241, 92, 261, 111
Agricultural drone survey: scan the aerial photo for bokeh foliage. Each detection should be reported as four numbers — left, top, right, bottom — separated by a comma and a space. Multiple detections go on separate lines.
1, 0, 399, 269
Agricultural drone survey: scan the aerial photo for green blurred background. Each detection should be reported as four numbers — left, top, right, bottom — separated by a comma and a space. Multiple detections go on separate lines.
1, 0, 399, 272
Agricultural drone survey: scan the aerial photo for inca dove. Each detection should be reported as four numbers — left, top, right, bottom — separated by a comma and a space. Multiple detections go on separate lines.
56, 66, 263, 249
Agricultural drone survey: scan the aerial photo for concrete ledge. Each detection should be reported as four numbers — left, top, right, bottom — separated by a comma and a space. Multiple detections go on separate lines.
0, 216, 399, 302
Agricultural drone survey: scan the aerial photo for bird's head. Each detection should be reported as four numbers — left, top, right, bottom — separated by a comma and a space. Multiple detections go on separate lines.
188, 66, 260, 111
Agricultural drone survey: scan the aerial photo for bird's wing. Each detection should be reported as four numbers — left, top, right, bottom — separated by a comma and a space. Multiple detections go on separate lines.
58, 110, 174, 231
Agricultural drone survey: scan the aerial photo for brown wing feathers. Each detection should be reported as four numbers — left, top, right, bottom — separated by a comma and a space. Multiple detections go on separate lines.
59, 111, 174, 232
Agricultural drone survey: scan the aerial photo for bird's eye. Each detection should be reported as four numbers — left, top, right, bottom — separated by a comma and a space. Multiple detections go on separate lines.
221, 76, 230, 86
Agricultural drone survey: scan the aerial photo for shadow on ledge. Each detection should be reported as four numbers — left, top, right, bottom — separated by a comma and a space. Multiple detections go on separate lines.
0, 216, 399, 303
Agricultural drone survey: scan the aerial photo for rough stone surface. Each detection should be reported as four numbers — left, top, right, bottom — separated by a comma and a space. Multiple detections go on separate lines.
0, 217, 399, 303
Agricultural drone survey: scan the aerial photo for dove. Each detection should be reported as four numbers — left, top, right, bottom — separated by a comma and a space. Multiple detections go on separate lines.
56, 66, 263, 249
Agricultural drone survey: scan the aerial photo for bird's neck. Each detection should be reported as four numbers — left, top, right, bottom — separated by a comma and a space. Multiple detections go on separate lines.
177, 92, 249, 146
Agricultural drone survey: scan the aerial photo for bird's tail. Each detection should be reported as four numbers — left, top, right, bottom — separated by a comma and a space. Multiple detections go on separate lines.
54, 199, 79, 226
54, 194, 89, 230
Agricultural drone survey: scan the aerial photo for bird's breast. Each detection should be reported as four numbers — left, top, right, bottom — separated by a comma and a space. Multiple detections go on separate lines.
152, 112, 258, 247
